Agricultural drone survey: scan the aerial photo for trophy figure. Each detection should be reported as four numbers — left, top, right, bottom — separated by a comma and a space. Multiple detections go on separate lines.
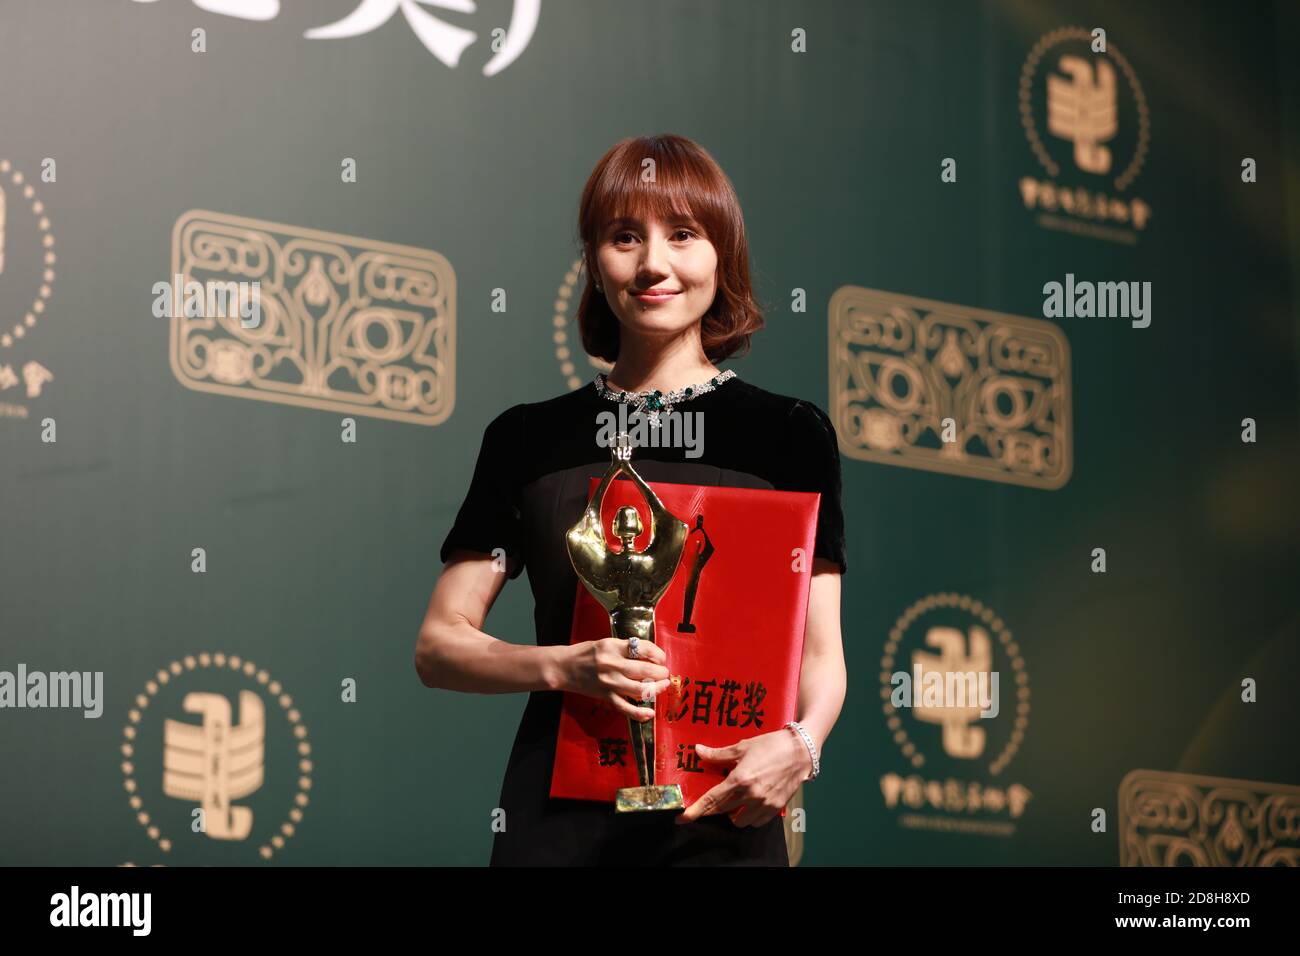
566, 434, 690, 812
676, 514, 714, 633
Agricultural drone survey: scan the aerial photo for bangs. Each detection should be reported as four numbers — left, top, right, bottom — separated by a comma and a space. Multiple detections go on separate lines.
582, 138, 731, 243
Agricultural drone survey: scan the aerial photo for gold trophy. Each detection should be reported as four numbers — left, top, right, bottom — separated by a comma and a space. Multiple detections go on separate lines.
566, 433, 690, 812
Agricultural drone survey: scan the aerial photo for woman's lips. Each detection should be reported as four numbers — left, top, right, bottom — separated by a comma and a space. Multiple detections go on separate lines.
634, 290, 680, 302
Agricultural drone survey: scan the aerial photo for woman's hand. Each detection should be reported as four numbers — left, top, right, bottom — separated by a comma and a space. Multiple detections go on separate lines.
675, 729, 812, 828
558, 638, 672, 722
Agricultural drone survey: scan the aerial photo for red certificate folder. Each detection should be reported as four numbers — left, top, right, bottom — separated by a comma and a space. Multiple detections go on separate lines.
550, 475, 820, 806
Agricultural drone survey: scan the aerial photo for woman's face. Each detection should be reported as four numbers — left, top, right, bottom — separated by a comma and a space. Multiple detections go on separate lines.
591, 213, 718, 344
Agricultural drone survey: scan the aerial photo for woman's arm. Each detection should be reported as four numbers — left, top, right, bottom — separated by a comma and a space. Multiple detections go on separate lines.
676, 557, 845, 827
414, 549, 673, 715
415, 551, 565, 693
792, 559, 846, 766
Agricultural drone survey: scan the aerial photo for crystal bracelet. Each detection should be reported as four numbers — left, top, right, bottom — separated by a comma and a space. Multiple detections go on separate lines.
784, 720, 820, 781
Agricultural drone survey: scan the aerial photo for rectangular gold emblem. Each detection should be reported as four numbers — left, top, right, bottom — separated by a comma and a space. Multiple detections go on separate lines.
829, 285, 1071, 488
169, 210, 454, 425
1119, 769, 1300, 867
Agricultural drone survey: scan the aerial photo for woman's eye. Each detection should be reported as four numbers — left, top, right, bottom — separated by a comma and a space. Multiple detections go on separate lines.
610, 228, 696, 244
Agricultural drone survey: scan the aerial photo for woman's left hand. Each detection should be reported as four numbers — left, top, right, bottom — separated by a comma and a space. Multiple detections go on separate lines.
675, 729, 812, 828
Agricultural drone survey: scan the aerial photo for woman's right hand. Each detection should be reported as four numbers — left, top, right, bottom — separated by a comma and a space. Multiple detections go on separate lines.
559, 638, 671, 721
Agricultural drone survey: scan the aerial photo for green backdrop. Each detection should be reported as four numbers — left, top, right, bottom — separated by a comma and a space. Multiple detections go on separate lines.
1, 0, 1297, 866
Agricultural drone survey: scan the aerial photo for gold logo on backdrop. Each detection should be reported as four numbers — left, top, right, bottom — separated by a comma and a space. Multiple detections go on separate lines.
912, 626, 996, 760
163, 691, 264, 840
879, 593, 1032, 837
168, 210, 454, 425
121, 653, 312, 861
0, 160, 57, 420
1018, 27, 1152, 244
553, 257, 611, 391
1119, 769, 1300, 867
1047, 56, 1116, 174
829, 285, 1072, 488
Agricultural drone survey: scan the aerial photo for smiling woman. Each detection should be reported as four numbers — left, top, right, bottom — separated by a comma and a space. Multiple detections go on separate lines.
415, 133, 846, 867
575, 135, 764, 370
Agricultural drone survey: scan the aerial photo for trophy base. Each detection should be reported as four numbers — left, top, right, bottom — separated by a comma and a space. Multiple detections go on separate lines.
615, 784, 684, 813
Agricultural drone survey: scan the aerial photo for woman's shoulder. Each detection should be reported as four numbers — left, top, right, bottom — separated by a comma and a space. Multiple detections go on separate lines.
482, 384, 595, 431
729, 379, 836, 437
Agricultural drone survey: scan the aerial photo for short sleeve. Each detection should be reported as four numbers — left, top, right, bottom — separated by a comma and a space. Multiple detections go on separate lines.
782, 400, 847, 574
439, 404, 527, 579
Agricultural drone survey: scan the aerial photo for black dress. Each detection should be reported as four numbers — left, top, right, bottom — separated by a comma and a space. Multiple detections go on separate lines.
438, 374, 847, 866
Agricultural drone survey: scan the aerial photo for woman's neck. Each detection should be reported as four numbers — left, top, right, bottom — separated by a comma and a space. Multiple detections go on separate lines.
605, 340, 721, 394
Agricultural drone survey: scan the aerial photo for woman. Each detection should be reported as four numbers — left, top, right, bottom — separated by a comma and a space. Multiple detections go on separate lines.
415, 134, 847, 866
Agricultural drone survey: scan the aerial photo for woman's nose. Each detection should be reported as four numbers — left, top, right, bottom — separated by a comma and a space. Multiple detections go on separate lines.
638, 235, 670, 274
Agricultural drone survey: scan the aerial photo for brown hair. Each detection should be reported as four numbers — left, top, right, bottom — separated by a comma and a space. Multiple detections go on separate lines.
575, 134, 764, 363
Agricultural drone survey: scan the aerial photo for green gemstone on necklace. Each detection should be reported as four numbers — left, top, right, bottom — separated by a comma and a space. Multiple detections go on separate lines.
593, 370, 736, 418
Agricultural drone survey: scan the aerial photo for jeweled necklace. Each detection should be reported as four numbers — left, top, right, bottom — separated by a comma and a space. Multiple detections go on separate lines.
593, 369, 737, 427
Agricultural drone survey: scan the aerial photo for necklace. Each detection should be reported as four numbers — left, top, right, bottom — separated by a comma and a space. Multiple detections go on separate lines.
593, 369, 737, 427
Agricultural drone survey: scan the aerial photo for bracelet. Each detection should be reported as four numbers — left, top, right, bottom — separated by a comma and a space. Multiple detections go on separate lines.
784, 721, 820, 781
